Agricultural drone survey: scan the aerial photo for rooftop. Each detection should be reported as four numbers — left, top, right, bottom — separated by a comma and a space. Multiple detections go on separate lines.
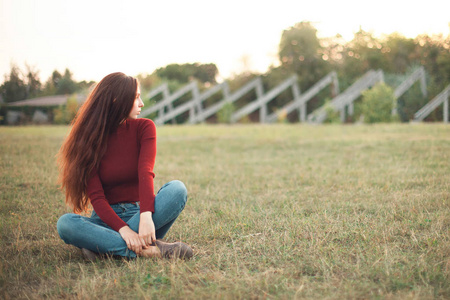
8, 94, 86, 107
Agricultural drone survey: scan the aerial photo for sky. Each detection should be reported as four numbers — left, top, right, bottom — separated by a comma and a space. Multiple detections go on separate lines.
1, 0, 449, 83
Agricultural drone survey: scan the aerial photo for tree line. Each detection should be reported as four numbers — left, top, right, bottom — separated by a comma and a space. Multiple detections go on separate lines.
1, 22, 449, 123
0, 67, 94, 103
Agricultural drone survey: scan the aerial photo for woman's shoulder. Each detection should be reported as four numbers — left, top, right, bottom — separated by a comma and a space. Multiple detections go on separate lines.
133, 118, 156, 137
136, 118, 155, 128
126, 118, 155, 127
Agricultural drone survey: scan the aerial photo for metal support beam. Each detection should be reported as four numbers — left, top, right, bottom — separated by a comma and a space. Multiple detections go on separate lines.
256, 79, 265, 123
266, 72, 337, 123
392, 66, 427, 115
309, 70, 383, 123
444, 98, 448, 123
231, 76, 296, 123
414, 85, 450, 122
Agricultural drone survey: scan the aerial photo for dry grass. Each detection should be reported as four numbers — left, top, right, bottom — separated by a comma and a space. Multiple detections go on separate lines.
1, 123, 449, 299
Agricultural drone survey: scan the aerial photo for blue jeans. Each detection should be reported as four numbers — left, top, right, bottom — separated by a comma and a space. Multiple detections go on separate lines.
57, 180, 187, 258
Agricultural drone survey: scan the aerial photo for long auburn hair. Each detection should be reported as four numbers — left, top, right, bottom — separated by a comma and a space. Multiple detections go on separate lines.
57, 72, 138, 213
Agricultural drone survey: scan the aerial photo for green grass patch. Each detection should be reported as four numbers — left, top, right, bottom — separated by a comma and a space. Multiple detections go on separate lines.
1, 123, 449, 299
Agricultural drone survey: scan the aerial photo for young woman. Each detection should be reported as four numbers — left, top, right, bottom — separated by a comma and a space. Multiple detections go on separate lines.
56, 72, 192, 260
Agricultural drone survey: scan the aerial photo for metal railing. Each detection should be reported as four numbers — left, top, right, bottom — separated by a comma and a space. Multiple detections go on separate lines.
308, 70, 384, 123
230, 76, 297, 123
413, 85, 449, 123
265, 72, 339, 123
393, 67, 427, 115
394, 66, 427, 99
193, 78, 263, 123
140, 66, 443, 124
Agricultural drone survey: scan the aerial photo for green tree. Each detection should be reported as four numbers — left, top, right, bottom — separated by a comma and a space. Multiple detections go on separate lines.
323, 99, 341, 123
41, 69, 79, 96
77, 80, 96, 93
217, 102, 235, 124
416, 34, 450, 88
51, 70, 62, 89
41, 70, 61, 95
382, 33, 417, 74
339, 29, 386, 83
57, 69, 78, 95
193, 63, 218, 84
0, 64, 28, 102
24, 64, 42, 99
396, 83, 429, 122
360, 83, 396, 123
278, 21, 329, 90
155, 63, 218, 84
53, 95, 79, 124
136, 73, 163, 91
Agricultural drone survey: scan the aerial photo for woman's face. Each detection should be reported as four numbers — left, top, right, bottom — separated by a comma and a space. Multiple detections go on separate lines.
128, 85, 144, 119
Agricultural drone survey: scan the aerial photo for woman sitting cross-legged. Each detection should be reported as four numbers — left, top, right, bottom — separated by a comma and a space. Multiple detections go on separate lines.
56, 72, 192, 260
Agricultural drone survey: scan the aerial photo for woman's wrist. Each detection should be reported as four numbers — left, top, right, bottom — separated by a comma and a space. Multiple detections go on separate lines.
118, 225, 130, 234
141, 211, 153, 219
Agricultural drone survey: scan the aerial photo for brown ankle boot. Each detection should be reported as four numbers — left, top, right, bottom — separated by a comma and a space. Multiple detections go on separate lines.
155, 240, 193, 259
81, 248, 100, 261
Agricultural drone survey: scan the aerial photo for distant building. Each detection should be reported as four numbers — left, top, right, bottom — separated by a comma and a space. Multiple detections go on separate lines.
6, 94, 86, 125
7, 94, 86, 107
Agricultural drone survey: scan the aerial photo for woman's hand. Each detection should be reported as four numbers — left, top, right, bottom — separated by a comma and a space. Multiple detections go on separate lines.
118, 226, 144, 255
139, 211, 156, 246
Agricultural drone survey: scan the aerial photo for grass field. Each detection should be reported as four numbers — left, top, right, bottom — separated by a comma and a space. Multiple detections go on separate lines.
1, 123, 449, 299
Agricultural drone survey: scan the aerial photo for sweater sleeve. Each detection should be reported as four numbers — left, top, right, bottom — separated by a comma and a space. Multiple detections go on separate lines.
137, 119, 157, 213
87, 170, 128, 232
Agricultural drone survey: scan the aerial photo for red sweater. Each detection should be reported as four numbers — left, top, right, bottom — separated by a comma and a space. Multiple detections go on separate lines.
86, 118, 156, 232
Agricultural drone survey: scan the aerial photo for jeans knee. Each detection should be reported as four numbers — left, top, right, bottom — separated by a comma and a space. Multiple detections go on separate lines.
169, 180, 188, 205
57, 213, 77, 242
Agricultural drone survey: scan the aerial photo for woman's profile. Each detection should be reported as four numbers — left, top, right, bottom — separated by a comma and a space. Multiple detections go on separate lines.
56, 72, 192, 260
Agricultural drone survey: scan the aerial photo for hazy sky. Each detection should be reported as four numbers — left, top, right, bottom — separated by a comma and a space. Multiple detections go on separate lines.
1, 0, 449, 83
